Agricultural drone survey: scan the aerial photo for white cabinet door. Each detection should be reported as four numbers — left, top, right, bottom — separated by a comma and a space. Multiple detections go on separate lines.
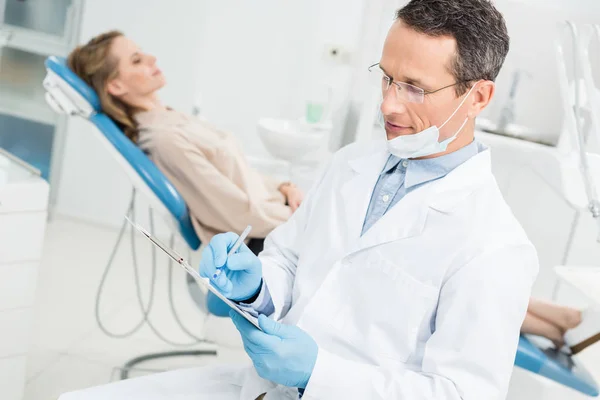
0, 355, 27, 400
0, 212, 47, 263
0, 262, 38, 311
0, 180, 49, 213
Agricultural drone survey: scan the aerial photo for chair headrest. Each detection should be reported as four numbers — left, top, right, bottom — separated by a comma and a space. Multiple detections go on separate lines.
44, 56, 102, 115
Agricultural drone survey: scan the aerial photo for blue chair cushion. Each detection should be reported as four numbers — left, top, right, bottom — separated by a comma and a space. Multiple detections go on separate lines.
45, 56, 200, 250
516, 335, 599, 396
206, 292, 232, 317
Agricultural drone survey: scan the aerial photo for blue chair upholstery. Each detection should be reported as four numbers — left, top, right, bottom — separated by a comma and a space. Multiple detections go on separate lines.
45, 56, 200, 250
516, 335, 599, 396
207, 292, 233, 317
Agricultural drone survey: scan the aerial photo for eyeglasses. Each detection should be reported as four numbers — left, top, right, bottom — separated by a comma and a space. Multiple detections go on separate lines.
368, 63, 473, 104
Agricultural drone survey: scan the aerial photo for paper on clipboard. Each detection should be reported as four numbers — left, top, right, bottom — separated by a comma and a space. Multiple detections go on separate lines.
125, 217, 262, 330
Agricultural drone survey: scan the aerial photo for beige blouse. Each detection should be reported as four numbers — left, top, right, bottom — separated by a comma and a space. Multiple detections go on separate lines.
135, 108, 291, 244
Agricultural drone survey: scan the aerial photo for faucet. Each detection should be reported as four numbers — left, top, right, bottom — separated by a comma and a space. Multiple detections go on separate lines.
497, 69, 531, 132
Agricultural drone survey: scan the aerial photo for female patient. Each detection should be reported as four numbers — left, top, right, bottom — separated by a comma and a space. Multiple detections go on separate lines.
67, 30, 303, 252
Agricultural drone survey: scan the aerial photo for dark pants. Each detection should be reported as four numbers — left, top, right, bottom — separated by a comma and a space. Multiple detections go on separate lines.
246, 238, 265, 256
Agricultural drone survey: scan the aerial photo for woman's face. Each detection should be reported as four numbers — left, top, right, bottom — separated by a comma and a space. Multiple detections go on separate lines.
106, 36, 166, 101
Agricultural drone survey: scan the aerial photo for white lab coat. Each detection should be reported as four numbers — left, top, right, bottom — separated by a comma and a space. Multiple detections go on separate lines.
59, 140, 538, 400
243, 139, 539, 399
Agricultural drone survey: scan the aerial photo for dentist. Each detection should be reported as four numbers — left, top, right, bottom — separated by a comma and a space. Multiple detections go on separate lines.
202, 0, 538, 398
59, 0, 538, 399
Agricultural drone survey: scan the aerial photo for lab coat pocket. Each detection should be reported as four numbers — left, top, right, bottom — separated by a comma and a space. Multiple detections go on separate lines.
371, 251, 438, 364
299, 250, 438, 365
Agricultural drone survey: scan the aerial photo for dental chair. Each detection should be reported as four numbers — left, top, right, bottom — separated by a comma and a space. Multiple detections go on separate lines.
42, 56, 599, 395
43, 55, 225, 378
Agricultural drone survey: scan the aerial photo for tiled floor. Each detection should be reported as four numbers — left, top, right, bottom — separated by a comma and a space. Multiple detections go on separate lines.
24, 216, 247, 400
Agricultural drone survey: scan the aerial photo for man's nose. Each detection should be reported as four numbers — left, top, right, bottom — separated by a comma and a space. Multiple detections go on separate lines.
380, 87, 408, 117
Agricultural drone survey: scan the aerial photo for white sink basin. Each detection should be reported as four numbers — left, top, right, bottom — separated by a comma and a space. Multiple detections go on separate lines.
257, 118, 327, 163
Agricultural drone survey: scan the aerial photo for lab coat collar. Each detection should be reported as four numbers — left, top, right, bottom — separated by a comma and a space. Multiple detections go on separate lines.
404, 140, 480, 189
428, 142, 492, 213
347, 139, 390, 175
341, 141, 493, 258
342, 141, 391, 246
342, 140, 423, 258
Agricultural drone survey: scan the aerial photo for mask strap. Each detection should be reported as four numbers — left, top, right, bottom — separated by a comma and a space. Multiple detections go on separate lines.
438, 81, 479, 130
447, 116, 470, 141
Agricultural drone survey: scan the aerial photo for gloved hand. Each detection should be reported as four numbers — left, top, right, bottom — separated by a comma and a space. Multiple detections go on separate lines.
230, 311, 318, 389
199, 232, 262, 301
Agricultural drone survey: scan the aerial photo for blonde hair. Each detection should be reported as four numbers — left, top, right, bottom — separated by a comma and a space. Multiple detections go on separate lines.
67, 30, 140, 142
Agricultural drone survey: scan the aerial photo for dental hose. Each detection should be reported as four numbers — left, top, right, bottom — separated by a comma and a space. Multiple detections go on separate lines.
94, 188, 213, 347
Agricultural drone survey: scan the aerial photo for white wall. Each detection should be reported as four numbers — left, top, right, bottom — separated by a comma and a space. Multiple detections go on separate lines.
194, 0, 366, 156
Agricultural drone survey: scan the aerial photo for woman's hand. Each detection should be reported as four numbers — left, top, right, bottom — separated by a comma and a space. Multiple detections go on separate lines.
279, 183, 304, 212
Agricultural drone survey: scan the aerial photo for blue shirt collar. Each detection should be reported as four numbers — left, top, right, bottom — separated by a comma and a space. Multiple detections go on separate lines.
381, 140, 481, 189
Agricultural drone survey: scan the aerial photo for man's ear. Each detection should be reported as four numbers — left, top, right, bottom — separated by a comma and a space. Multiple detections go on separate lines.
107, 78, 127, 97
468, 80, 495, 118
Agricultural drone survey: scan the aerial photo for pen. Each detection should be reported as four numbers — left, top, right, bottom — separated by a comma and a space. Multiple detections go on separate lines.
214, 225, 253, 279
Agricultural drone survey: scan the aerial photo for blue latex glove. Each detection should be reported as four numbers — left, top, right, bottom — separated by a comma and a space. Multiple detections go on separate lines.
230, 311, 318, 389
199, 232, 262, 301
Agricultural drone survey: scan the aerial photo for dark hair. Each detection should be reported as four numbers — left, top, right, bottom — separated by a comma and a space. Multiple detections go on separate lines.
396, 0, 510, 95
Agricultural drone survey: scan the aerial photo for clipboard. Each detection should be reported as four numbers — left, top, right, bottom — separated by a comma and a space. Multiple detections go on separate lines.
126, 217, 262, 330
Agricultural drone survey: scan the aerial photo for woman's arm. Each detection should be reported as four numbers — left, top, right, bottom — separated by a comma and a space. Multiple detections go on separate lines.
278, 182, 304, 212
151, 133, 291, 237
260, 174, 304, 212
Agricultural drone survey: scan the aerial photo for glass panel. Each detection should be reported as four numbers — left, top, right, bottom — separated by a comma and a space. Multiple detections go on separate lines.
2, 0, 73, 37
0, 46, 53, 124
0, 114, 54, 181
0, 47, 55, 181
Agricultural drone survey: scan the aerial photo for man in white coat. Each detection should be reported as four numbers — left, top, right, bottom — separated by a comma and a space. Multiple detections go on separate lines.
60, 0, 538, 399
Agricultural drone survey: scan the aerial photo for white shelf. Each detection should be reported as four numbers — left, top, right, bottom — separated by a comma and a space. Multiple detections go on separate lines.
0, 93, 57, 126
1, 25, 69, 57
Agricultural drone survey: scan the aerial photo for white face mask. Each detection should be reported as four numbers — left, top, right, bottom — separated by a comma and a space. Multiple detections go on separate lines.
380, 83, 477, 159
